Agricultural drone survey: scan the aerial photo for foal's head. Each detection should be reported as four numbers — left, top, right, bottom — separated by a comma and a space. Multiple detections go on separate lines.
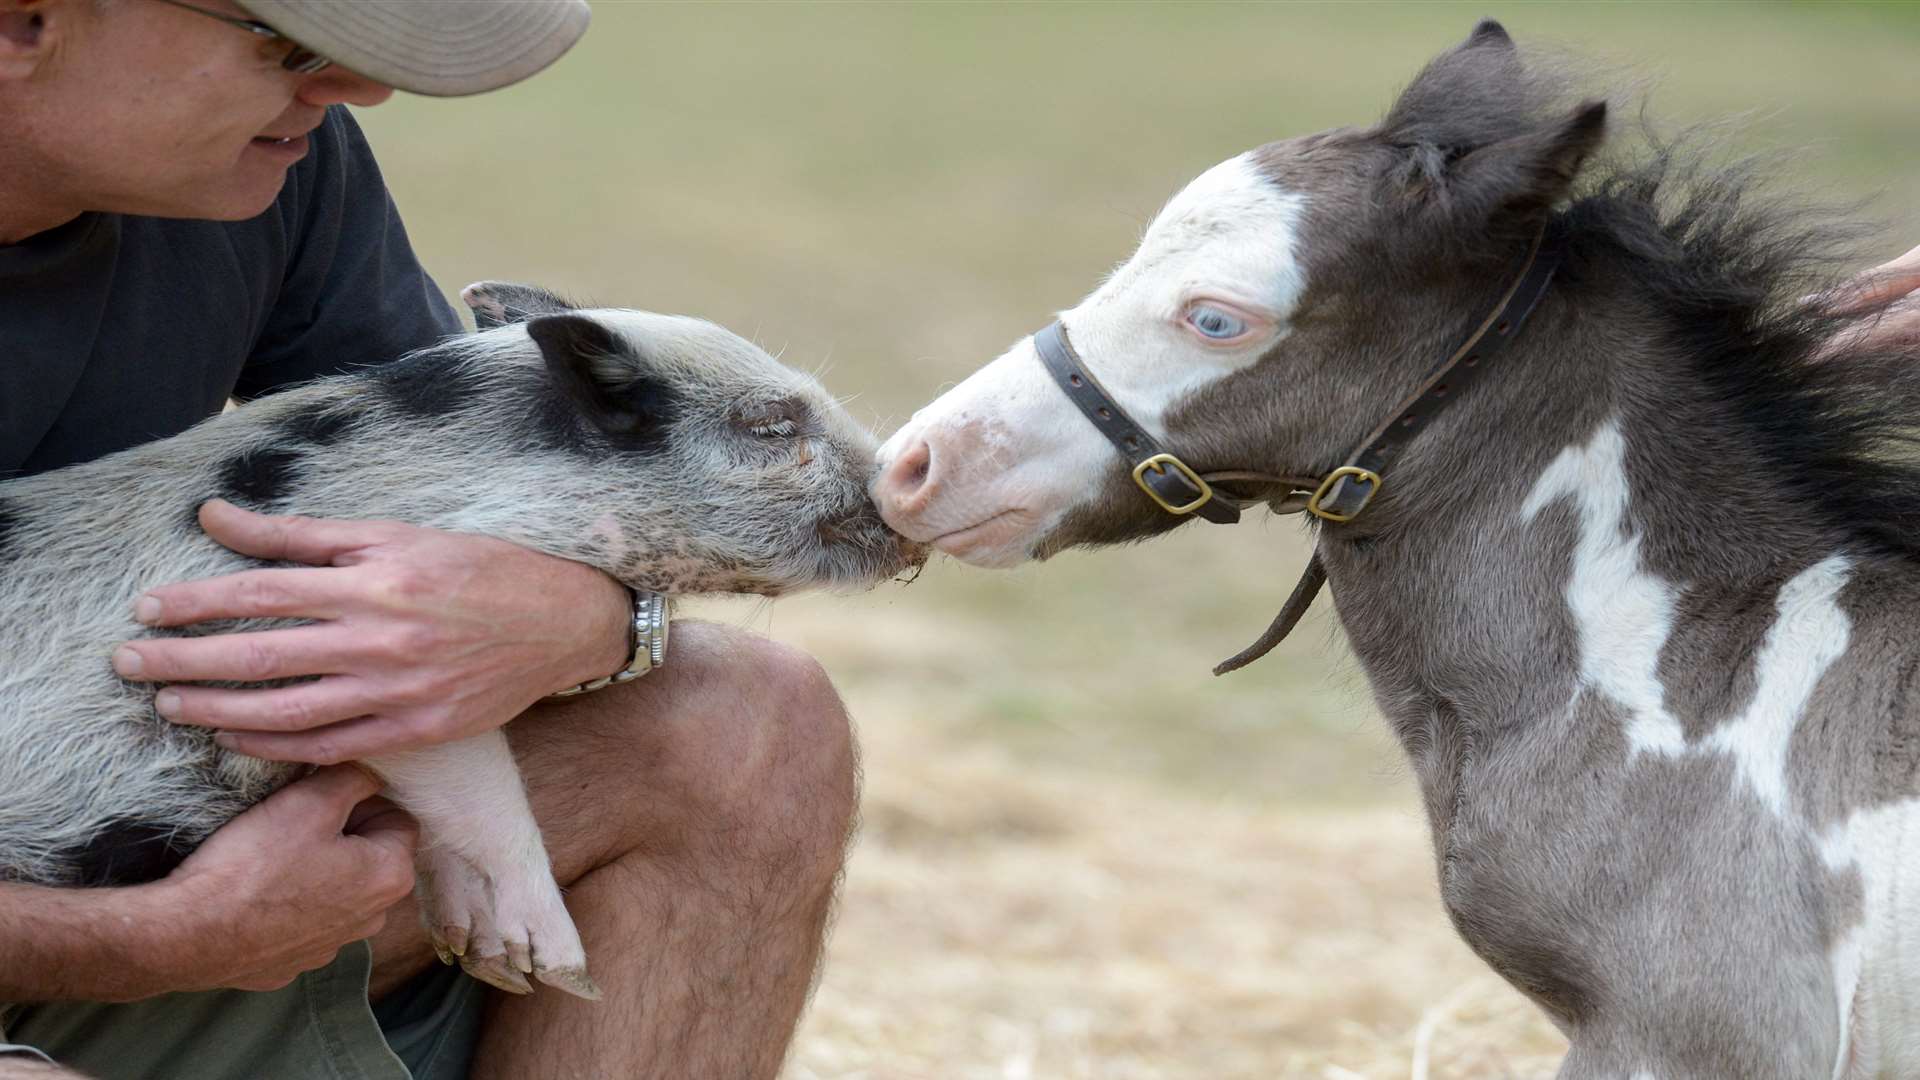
872, 20, 1606, 567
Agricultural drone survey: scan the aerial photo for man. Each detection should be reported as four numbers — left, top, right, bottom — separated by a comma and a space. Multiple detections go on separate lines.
0, 1, 857, 1077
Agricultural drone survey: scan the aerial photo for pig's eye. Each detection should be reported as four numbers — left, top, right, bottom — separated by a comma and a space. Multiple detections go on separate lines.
734, 396, 810, 439
749, 418, 799, 438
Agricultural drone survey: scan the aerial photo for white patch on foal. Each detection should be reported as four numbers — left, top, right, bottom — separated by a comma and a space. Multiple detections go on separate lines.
1702, 555, 1852, 817
1521, 421, 1686, 755
1818, 799, 1920, 1079
1526, 420, 1863, 1075
1521, 421, 1853, 809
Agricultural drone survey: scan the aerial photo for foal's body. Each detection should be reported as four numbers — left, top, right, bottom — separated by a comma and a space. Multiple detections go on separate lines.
1334, 339, 1920, 1075
872, 21, 1920, 1078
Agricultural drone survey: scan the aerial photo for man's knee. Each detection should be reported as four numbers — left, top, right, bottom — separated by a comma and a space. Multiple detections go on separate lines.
663, 623, 858, 866
529, 620, 857, 878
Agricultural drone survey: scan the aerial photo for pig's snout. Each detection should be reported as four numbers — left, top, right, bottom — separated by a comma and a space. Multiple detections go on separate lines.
814, 498, 929, 582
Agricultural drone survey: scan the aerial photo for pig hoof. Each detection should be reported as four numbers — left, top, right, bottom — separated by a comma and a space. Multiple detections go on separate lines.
461, 954, 534, 995
506, 940, 533, 974
535, 966, 603, 1002
415, 843, 590, 998
431, 937, 455, 966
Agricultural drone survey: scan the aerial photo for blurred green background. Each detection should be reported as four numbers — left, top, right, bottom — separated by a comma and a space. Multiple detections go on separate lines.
358, 4, 1918, 1075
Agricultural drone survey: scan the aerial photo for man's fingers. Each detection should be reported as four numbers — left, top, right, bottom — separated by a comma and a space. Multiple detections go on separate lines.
130, 566, 352, 628
197, 500, 392, 567
264, 764, 385, 829
114, 625, 364, 683
156, 678, 378, 733
214, 713, 440, 766
1821, 244, 1920, 315
346, 802, 423, 883
343, 794, 403, 833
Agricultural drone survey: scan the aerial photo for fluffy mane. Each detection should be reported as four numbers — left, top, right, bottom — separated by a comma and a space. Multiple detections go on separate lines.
1558, 133, 1920, 560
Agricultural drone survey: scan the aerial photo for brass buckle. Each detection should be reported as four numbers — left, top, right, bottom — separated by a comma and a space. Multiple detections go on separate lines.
1306, 466, 1381, 523
1131, 453, 1214, 516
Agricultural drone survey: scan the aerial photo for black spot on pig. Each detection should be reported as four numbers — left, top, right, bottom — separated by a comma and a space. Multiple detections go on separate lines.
371, 350, 469, 420
526, 314, 680, 456
219, 445, 305, 510
280, 406, 358, 448
70, 819, 196, 886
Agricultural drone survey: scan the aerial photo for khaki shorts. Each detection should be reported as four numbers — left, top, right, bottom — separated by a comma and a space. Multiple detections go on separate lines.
0, 942, 483, 1080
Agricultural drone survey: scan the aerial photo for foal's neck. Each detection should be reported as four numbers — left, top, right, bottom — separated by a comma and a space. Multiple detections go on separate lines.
1313, 271, 1864, 733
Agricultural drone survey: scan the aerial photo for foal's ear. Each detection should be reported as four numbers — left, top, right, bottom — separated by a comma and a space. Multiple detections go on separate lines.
1447, 100, 1608, 223
462, 281, 577, 329
525, 314, 679, 451
1464, 18, 1514, 49
1384, 21, 1607, 227
1385, 19, 1531, 148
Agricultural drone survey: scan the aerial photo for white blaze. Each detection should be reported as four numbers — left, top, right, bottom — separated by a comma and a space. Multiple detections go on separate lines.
1062, 152, 1311, 434
872, 152, 1310, 565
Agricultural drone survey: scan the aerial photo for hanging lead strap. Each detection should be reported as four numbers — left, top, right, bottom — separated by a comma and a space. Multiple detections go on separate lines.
1212, 549, 1327, 676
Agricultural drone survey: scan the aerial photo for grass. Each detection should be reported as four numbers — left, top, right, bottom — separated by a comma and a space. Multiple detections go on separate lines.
354, 3, 1918, 1074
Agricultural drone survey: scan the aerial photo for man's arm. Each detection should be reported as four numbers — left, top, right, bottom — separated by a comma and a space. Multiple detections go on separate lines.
104, 108, 634, 764
0, 768, 416, 1002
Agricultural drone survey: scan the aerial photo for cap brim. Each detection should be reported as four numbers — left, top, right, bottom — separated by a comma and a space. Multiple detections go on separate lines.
235, 0, 590, 97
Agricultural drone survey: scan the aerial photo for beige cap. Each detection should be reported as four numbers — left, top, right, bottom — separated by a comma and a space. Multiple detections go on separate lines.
234, 0, 591, 97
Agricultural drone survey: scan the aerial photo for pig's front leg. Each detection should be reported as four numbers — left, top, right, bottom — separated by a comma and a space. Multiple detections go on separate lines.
365, 731, 600, 1000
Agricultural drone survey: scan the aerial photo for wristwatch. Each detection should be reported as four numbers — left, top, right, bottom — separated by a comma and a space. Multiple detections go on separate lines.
548, 589, 671, 699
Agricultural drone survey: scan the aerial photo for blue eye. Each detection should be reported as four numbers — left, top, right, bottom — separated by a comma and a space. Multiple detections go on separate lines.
1187, 305, 1247, 340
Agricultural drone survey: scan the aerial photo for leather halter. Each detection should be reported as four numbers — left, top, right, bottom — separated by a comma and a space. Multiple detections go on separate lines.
1032, 222, 1567, 674
1034, 322, 1318, 525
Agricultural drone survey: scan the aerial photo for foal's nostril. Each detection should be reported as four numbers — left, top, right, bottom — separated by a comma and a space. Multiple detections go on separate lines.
897, 442, 930, 490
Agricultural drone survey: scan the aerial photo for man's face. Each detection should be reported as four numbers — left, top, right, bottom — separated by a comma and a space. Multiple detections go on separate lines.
9, 0, 394, 224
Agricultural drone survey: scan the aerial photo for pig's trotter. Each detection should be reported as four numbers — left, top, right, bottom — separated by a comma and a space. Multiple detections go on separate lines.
460, 952, 534, 995
415, 838, 600, 1001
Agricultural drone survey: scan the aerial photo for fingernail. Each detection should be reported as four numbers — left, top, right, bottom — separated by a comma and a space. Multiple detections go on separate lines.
214, 733, 239, 750
134, 596, 162, 624
154, 689, 180, 719
112, 647, 144, 677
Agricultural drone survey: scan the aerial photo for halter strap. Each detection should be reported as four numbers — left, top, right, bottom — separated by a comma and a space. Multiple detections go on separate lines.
1218, 224, 1567, 674
1029, 222, 1567, 673
1033, 323, 1322, 524
1307, 223, 1568, 521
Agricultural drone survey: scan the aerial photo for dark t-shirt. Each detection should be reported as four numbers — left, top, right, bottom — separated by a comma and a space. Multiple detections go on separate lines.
0, 107, 461, 480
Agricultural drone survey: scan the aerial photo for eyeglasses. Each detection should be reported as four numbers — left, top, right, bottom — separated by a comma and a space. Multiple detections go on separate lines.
147, 0, 332, 75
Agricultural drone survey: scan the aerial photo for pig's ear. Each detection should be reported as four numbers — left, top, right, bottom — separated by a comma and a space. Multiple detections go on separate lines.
461, 281, 576, 329
525, 314, 678, 451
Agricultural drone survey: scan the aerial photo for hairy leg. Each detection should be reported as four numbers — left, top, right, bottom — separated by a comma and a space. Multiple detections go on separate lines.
367, 620, 859, 1079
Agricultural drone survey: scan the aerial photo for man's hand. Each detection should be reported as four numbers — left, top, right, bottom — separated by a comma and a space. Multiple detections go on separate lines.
0, 767, 416, 1003
1815, 243, 1920, 355
111, 500, 631, 763
157, 766, 418, 993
